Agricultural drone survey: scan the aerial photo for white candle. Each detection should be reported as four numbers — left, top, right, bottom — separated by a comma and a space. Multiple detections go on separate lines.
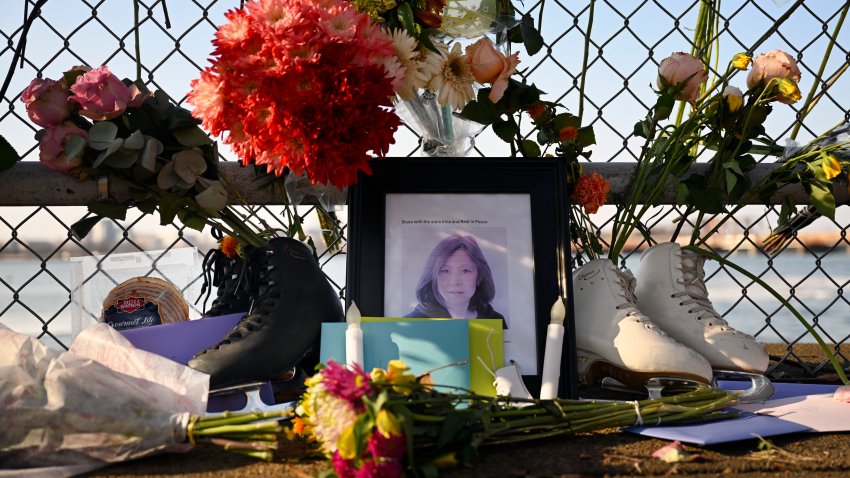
539, 297, 566, 399
345, 302, 364, 370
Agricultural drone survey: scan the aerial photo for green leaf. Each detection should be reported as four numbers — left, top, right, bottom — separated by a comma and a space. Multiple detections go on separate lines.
691, 188, 726, 214
159, 193, 186, 225
137, 198, 158, 215
521, 139, 541, 157
724, 168, 738, 194
87, 201, 128, 221
491, 119, 518, 143
163, 105, 202, 131
437, 410, 471, 447
0, 135, 20, 172
633, 119, 651, 138
459, 99, 499, 125
397, 3, 416, 34
577, 126, 596, 147
172, 126, 212, 147
177, 210, 206, 232
553, 113, 580, 131
520, 14, 544, 55
809, 182, 836, 219
778, 196, 795, 227
653, 92, 676, 121
70, 216, 104, 240
88, 122, 119, 150
515, 83, 541, 107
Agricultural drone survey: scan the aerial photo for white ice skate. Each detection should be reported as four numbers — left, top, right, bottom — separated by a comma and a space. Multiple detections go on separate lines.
573, 259, 713, 394
634, 243, 773, 403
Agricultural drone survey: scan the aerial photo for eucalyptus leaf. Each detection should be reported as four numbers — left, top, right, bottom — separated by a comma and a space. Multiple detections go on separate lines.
195, 180, 228, 214
122, 130, 145, 150
88, 122, 119, 150
140, 137, 164, 171
92, 139, 125, 168
0, 135, 20, 172
104, 152, 139, 169
172, 126, 213, 147
63, 134, 87, 163
173, 148, 207, 183
157, 161, 179, 190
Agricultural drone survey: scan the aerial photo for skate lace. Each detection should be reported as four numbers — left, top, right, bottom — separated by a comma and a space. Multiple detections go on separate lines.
675, 250, 728, 326
195, 247, 227, 313
613, 268, 641, 314
212, 248, 279, 347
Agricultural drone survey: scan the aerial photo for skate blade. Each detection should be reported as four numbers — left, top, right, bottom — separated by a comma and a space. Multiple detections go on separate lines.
207, 380, 297, 417
578, 349, 710, 394
601, 376, 705, 399
712, 370, 774, 403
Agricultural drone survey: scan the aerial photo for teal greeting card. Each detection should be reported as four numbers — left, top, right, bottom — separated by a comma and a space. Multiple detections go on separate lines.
320, 320, 470, 390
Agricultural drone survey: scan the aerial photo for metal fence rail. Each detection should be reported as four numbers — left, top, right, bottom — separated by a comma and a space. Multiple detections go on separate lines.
1, 0, 849, 378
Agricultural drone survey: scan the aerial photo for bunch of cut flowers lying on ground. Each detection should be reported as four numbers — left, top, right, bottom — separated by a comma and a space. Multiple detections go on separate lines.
292, 360, 739, 477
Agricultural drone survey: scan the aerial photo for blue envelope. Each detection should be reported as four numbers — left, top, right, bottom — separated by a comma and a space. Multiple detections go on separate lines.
628, 381, 840, 445
320, 320, 471, 392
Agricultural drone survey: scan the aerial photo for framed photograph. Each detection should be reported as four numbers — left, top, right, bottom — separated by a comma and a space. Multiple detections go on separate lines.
347, 158, 577, 398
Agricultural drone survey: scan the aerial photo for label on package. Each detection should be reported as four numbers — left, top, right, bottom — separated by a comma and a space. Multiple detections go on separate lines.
103, 297, 163, 331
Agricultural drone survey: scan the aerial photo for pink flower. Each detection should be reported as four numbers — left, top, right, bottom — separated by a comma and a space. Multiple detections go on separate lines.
465, 38, 520, 103
367, 430, 405, 460
322, 360, 372, 403
657, 52, 708, 103
332, 451, 356, 478
20, 78, 73, 128
746, 49, 801, 89
69, 66, 133, 120
834, 385, 850, 403
38, 121, 88, 173
355, 459, 403, 478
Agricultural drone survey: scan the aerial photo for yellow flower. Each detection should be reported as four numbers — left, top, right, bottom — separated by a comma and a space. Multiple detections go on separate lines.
823, 155, 842, 180
350, 0, 397, 21
731, 53, 751, 70
431, 452, 459, 469
337, 424, 358, 460
372, 360, 417, 394
376, 409, 402, 438
722, 85, 744, 113
774, 77, 802, 104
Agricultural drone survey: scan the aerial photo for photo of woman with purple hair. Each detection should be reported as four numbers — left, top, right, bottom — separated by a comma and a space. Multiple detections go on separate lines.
405, 234, 506, 325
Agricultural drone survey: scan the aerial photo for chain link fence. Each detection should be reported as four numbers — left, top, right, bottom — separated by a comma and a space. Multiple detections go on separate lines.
1, 0, 849, 377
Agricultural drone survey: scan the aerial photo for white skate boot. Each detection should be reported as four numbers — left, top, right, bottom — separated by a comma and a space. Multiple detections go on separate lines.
634, 243, 772, 402
573, 259, 713, 394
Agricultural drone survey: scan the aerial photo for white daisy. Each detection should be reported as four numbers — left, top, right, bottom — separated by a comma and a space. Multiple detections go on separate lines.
428, 42, 475, 110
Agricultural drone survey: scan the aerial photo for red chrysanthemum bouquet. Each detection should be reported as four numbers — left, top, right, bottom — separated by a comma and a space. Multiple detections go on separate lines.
188, 0, 404, 187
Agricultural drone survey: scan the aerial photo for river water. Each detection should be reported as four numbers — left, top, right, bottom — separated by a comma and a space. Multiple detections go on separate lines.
1, 251, 848, 348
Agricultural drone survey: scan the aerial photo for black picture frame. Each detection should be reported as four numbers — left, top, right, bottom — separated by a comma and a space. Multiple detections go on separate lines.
346, 157, 577, 399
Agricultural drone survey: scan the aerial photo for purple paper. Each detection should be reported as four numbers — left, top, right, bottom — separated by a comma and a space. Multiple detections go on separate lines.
119, 312, 276, 411
628, 381, 840, 445
120, 312, 245, 365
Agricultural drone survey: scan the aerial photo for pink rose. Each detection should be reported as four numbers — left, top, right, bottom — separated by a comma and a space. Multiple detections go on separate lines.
465, 38, 520, 103
746, 49, 801, 89
657, 52, 708, 103
20, 78, 73, 128
39, 121, 88, 173
69, 66, 133, 120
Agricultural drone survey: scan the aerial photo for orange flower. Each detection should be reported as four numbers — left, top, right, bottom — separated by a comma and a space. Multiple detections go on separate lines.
291, 416, 305, 435
559, 126, 578, 142
526, 102, 548, 122
571, 172, 610, 214
219, 235, 240, 258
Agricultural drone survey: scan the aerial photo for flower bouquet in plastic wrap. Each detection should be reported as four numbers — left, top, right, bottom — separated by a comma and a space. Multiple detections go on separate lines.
0, 323, 290, 476
292, 360, 739, 477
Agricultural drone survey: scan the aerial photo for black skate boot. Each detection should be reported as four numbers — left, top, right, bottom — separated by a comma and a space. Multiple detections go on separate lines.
188, 237, 343, 389
197, 247, 253, 318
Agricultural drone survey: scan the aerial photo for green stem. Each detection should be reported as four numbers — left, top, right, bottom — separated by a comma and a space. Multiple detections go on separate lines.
790, 2, 849, 139
684, 245, 849, 385
133, 0, 141, 82
577, 0, 595, 124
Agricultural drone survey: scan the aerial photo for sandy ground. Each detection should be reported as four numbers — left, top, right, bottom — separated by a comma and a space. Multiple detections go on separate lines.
83, 343, 850, 478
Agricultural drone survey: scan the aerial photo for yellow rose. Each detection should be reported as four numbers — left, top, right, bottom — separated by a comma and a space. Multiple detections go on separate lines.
731, 53, 751, 70
823, 155, 842, 180
774, 77, 802, 104
722, 85, 744, 112
376, 409, 402, 438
